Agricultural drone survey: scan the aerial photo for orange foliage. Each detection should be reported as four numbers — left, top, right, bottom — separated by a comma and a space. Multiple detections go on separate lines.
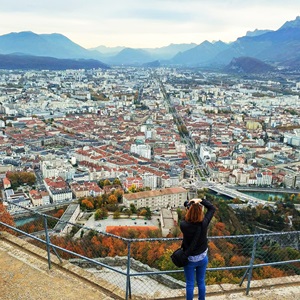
82, 199, 94, 210
0, 202, 15, 234
106, 226, 158, 237
108, 195, 117, 204
208, 241, 221, 256
213, 253, 225, 266
253, 265, 286, 280
230, 255, 248, 266
53, 209, 65, 218
211, 222, 230, 236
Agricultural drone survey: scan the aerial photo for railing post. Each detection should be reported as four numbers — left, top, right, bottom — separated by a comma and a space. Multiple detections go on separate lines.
246, 234, 258, 295
125, 240, 132, 300
43, 215, 52, 270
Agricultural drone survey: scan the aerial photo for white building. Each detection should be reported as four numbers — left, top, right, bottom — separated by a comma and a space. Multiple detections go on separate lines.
142, 172, 158, 189
130, 143, 151, 159
41, 155, 76, 180
123, 187, 188, 211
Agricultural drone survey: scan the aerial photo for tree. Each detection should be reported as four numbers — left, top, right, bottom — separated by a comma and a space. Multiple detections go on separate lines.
94, 208, 108, 220
103, 179, 112, 186
98, 179, 105, 188
128, 184, 137, 193
113, 178, 121, 185
81, 199, 94, 210
6, 171, 36, 188
113, 210, 121, 219
0, 202, 15, 234
108, 195, 117, 204
114, 189, 123, 203
130, 204, 137, 214
144, 207, 152, 220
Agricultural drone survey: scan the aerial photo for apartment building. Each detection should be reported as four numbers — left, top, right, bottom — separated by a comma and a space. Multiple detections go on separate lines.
123, 187, 187, 211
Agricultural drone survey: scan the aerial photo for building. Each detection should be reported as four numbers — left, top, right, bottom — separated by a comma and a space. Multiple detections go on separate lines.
70, 181, 103, 198
29, 190, 50, 206
122, 187, 187, 211
4, 189, 31, 212
123, 176, 143, 191
44, 177, 73, 203
130, 143, 151, 159
2, 177, 11, 189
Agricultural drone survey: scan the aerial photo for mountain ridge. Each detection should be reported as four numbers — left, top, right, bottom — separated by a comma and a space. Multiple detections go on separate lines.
0, 16, 300, 70
0, 53, 109, 70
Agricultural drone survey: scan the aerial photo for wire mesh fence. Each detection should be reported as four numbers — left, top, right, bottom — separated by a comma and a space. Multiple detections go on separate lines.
1, 201, 300, 299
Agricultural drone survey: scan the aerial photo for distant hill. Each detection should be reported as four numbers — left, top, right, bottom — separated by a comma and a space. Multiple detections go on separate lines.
104, 48, 154, 65
142, 60, 161, 68
0, 53, 109, 70
90, 45, 126, 56
96, 43, 197, 65
0, 31, 103, 60
223, 57, 276, 74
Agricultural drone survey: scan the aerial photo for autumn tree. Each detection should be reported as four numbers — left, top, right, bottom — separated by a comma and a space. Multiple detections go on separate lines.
0, 202, 15, 234
108, 194, 117, 204
113, 210, 121, 219
113, 189, 123, 203
113, 178, 121, 185
94, 208, 108, 220
6, 171, 36, 189
81, 198, 94, 210
128, 184, 137, 193
103, 179, 112, 186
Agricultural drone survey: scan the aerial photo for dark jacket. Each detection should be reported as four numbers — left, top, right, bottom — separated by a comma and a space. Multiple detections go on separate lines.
180, 199, 216, 256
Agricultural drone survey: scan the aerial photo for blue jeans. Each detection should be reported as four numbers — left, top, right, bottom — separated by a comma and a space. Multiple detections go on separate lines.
183, 255, 208, 300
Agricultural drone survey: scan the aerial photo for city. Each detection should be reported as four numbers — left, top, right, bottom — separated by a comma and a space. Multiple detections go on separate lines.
0, 67, 299, 214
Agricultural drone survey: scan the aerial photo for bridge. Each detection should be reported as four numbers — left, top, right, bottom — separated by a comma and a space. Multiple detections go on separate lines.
193, 181, 300, 210
194, 181, 276, 206
208, 184, 275, 205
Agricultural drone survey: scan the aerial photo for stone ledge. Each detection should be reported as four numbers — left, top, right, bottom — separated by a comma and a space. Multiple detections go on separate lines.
0, 231, 125, 299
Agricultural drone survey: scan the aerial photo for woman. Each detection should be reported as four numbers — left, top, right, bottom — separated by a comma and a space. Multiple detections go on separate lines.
180, 198, 216, 300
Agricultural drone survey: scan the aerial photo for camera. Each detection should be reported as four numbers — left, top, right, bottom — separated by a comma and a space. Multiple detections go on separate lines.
184, 200, 194, 209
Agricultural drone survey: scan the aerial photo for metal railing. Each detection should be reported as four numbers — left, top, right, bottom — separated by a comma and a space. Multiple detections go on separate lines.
1, 201, 300, 299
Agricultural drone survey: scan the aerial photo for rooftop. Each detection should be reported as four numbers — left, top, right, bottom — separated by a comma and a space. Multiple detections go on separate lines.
1, 231, 300, 300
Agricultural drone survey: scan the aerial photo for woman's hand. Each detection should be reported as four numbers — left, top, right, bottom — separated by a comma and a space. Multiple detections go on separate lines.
190, 198, 202, 204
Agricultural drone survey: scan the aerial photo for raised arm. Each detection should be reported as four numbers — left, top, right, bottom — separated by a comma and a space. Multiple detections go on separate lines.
189, 198, 216, 226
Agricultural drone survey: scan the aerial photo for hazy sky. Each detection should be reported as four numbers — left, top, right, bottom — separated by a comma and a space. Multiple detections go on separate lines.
0, 0, 299, 49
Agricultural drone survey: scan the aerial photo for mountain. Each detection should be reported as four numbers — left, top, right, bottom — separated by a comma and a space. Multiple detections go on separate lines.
280, 16, 300, 29
171, 40, 229, 66
208, 16, 300, 66
1, 16, 300, 70
223, 57, 276, 74
245, 29, 273, 37
104, 48, 154, 65
90, 45, 126, 56
0, 31, 103, 60
92, 43, 197, 64
0, 53, 109, 70
163, 16, 300, 69
143, 43, 197, 59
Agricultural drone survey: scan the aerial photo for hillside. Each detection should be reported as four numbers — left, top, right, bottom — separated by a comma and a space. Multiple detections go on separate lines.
223, 57, 276, 74
0, 54, 109, 70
